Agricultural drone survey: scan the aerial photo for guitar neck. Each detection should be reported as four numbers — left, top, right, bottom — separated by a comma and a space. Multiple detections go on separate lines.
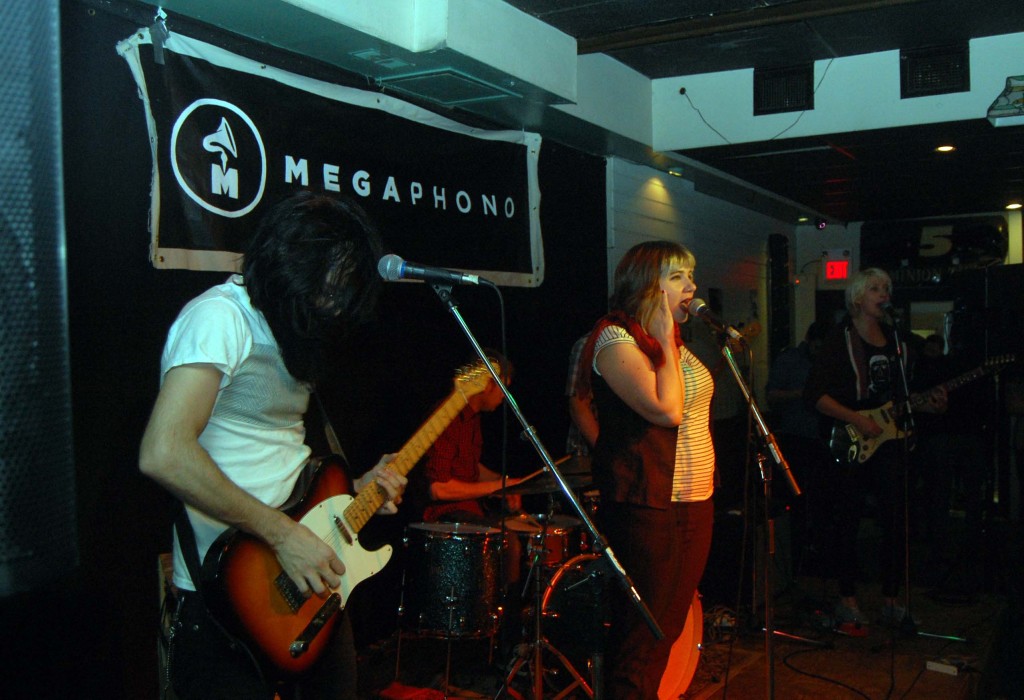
342, 389, 470, 534
910, 365, 988, 409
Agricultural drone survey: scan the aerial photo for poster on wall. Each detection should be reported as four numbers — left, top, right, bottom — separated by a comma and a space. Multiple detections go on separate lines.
117, 28, 543, 286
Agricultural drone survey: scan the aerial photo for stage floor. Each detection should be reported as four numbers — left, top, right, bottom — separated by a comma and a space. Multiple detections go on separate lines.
354, 513, 1024, 699
355, 577, 1022, 700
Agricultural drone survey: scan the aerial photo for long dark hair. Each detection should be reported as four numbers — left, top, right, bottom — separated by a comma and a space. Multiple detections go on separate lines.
241, 191, 383, 384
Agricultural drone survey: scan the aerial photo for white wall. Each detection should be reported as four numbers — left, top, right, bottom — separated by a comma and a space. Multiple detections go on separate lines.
606, 157, 796, 404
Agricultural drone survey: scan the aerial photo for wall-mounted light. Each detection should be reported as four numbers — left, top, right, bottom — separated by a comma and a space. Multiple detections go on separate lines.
988, 75, 1024, 127
1007, 202, 1023, 210
667, 167, 684, 177
935, 145, 956, 153
815, 217, 827, 230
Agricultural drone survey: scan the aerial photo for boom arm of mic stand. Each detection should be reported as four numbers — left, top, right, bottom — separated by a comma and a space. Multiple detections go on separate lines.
428, 283, 664, 641
720, 344, 801, 498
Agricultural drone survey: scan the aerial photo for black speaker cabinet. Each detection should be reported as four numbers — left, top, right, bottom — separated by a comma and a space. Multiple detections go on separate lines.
0, 0, 77, 596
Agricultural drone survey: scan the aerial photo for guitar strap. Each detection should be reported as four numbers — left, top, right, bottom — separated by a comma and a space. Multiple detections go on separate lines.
174, 506, 205, 597
313, 390, 348, 464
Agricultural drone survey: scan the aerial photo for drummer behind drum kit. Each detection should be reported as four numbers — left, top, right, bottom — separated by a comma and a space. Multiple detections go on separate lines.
394, 457, 702, 699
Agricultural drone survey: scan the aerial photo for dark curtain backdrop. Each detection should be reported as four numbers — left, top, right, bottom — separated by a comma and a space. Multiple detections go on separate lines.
46, 1, 607, 698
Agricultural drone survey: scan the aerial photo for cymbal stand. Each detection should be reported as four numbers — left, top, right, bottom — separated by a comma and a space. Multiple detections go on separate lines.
496, 521, 593, 700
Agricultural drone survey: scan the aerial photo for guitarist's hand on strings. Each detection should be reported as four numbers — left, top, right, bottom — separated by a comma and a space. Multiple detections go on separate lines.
272, 517, 347, 598
851, 412, 884, 438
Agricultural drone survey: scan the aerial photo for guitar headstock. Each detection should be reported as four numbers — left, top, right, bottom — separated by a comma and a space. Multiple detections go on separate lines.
454, 358, 501, 398
725, 319, 762, 351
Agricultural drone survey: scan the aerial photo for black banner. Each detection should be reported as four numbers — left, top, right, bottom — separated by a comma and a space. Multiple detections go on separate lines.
118, 29, 543, 285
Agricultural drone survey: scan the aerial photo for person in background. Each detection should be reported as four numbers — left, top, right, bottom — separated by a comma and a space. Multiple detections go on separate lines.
576, 240, 715, 698
139, 191, 408, 700
766, 320, 832, 577
566, 332, 600, 461
421, 351, 527, 524
911, 333, 994, 592
804, 268, 945, 633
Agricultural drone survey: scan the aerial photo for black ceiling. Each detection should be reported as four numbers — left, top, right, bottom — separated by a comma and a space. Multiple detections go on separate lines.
504, 0, 1024, 223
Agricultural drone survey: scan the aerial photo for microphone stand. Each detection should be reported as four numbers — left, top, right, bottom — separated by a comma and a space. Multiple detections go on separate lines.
887, 312, 966, 644
428, 282, 663, 697
719, 341, 825, 700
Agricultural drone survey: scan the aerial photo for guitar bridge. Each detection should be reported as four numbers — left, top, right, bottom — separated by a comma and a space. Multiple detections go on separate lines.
289, 592, 342, 658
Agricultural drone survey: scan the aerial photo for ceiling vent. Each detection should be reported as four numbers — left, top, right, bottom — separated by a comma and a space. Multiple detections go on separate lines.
754, 64, 814, 116
900, 44, 970, 98
377, 68, 521, 106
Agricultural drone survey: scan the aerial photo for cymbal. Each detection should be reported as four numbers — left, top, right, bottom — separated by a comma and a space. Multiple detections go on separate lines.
498, 472, 593, 495
555, 454, 592, 475
503, 512, 581, 533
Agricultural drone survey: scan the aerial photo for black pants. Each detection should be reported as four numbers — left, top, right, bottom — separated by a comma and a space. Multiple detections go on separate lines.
168, 591, 357, 700
831, 442, 907, 599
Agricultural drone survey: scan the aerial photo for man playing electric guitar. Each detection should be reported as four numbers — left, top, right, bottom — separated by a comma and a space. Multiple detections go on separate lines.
140, 192, 407, 700
804, 268, 946, 635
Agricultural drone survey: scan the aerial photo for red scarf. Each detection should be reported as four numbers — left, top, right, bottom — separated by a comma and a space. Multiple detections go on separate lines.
576, 310, 683, 397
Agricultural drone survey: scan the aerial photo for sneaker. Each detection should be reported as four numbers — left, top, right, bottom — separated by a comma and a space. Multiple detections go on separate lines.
879, 603, 919, 628
834, 602, 869, 637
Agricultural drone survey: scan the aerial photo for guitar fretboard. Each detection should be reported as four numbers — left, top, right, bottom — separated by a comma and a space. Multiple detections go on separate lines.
340, 364, 493, 533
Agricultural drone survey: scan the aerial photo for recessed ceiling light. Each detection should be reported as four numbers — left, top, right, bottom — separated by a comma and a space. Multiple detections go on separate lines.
1007, 202, 1022, 210
935, 145, 956, 153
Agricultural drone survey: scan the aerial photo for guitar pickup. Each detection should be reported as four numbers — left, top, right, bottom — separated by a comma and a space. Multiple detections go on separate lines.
274, 571, 306, 613
289, 592, 342, 658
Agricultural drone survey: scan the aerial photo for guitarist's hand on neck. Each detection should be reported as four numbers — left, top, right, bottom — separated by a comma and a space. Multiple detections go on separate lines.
916, 385, 948, 414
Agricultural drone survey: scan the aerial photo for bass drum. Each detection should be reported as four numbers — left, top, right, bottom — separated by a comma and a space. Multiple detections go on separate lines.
540, 554, 702, 698
658, 591, 703, 700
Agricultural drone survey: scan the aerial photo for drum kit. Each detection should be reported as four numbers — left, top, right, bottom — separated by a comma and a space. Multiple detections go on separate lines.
394, 456, 703, 699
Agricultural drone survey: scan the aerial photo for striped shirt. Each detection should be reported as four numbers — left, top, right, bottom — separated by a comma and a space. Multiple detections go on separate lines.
594, 325, 715, 502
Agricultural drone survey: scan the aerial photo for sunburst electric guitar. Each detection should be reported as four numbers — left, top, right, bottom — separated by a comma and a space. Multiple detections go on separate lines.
829, 354, 1015, 465
201, 360, 497, 677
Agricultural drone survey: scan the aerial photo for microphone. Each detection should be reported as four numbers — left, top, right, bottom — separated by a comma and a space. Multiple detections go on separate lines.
377, 253, 480, 286
686, 298, 744, 341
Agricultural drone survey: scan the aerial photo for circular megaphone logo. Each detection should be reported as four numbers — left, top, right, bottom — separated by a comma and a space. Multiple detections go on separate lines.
170, 99, 266, 217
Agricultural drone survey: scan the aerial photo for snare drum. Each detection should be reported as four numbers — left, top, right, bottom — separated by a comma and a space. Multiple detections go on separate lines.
400, 522, 503, 638
504, 513, 581, 567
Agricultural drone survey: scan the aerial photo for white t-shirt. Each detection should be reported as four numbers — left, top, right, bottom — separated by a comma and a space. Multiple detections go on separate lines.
163, 275, 311, 591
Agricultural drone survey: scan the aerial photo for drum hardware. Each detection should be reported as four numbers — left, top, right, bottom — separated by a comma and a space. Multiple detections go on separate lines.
496, 515, 600, 700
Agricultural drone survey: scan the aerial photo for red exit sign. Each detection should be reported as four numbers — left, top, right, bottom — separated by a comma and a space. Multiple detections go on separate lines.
825, 259, 849, 280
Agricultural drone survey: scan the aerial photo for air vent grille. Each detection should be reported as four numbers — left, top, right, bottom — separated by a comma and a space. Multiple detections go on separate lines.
379, 68, 520, 106
754, 64, 814, 116
900, 44, 970, 98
